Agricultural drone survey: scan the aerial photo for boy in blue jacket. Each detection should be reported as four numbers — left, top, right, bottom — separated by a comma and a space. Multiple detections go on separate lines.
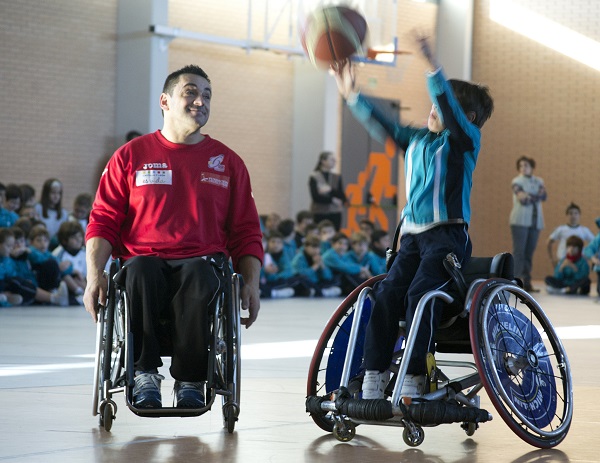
545, 235, 590, 295
332, 34, 494, 399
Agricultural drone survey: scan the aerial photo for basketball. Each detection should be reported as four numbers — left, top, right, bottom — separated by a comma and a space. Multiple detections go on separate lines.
301, 5, 368, 68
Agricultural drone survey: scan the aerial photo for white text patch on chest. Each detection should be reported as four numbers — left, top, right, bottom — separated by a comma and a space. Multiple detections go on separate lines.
136, 170, 173, 186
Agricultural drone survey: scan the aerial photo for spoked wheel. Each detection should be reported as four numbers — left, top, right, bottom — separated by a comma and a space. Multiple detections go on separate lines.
222, 274, 242, 433
468, 278, 573, 448
92, 261, 125, 430
306, 275, 385, 432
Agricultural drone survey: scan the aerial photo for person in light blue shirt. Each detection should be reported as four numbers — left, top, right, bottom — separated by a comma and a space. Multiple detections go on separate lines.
332, 34, 494, 399
323, 232, 371, 295
347, 232, 384, 276
291, 235, 341, 298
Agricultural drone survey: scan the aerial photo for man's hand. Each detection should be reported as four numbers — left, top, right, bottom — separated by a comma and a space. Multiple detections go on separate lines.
83, 273, 107, 323
240, 283, 260, 328
237, 255, 262, 329
330, 59, 357, 99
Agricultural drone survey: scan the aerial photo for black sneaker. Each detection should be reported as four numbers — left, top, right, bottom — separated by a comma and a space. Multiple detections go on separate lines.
174, 381, 205, 408
132, 372, 163, 408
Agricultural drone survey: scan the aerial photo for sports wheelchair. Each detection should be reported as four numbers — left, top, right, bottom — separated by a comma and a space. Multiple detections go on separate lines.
92, 258, 242, 433
306, 253, 573, 449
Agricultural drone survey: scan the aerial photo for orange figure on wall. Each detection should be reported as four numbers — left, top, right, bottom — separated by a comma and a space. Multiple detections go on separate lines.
344, 137, 398, 235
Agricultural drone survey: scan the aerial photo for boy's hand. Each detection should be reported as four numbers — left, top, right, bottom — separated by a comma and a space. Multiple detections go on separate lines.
331, 59, 356, 99
413, 31, 440, 69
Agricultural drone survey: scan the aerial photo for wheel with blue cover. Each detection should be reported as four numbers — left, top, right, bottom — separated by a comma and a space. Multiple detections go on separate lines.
306, 275, 384, 432
468, 279, 573, 448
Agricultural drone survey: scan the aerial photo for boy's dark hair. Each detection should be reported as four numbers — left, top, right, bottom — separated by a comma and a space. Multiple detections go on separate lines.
350, 231, 369, 244
277, 219, 295, 237
516, 156, 535, 170
19, 184, 36, 205
267, 230, 283, 241
303, 235, 321, 248
566, 235, 583, 250
57, 221, 84, 246
14, 217, 33, 237
5, 184, 21, 201
331, 232, 349, 244
163, 65, 210, 94
29, 224, 50, 242
74, 193, 93, 209
0, 227, 15, 244
565, 202, 580, 214
449, 79, 494, 128
10, 226, 25, 240
126, 130, 142, 142
371, 229, 389, 243
317, 219, 335, 231
295, 210, 313, 223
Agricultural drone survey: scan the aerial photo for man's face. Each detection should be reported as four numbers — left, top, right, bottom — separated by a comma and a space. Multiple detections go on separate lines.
162, 74, 211, 131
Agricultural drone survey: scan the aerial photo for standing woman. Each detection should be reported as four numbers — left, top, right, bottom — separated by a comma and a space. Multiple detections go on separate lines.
510, 156, 547, 292
309, 151, 347, 230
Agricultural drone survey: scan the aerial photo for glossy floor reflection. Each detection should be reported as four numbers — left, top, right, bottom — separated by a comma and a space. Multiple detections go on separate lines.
1, 285, 599, 463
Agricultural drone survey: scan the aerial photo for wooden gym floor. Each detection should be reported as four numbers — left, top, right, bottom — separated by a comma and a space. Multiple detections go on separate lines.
0, 283, 598, 463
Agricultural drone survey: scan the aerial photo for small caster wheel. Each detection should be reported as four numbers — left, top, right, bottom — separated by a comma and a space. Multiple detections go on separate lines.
223, 403, 239, 434
333, 419, 356, 442
402, 425, 425, 447
462, 421, 478, 436
99, 400, 117, 432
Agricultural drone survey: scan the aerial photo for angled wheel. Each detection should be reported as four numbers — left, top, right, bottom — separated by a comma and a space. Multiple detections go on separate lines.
92, 261, 125, 425
221, 274, 241, 433
468, 279, 573, 448
306, 274, 384, 432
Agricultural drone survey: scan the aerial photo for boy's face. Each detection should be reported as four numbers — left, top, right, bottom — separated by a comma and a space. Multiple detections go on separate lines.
566, 245, 581, 257
320, 226, 335, 242
72, 205, 90, 220
0, 236, 15, 257
267, 237, 283, 254
351, 240, 368, 257
427, 105, 445, 133
6, 197, 20, 212
31, 234, 49, 252
304, 242, 320, 258
66, 232, 84, 252
333, 238, 349, 255
566, 208, 581, 226
11, 236, 26, 257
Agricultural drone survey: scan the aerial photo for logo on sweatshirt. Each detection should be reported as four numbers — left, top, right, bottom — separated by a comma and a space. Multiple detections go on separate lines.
208, 154, 225, 172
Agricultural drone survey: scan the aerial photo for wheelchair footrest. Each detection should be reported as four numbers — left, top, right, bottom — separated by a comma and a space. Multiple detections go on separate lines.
406, 400, 492, 426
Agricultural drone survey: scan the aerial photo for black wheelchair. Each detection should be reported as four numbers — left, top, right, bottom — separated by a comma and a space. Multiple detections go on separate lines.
92, 259, 242, 433
306, 253, 573, 449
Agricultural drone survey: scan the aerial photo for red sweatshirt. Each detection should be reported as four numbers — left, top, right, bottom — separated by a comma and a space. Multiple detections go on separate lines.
86, 131, 263, 269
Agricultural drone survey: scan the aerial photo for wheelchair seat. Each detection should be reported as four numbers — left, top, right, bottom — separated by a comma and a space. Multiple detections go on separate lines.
436, 252, 514, 353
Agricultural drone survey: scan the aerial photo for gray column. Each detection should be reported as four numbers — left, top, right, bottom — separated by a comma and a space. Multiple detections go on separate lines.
436, 0, 474, 80
116, 0, 169, 142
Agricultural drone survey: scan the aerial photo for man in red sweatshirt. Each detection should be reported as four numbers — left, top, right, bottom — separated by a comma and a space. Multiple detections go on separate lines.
83, 65, 263, 409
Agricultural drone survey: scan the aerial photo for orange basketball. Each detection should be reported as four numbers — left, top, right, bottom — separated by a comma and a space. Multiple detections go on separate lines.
301, 5, 368, 68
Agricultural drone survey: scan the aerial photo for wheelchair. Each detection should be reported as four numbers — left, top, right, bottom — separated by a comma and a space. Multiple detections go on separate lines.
92, 258, 242, 433
306, 253, 573, 449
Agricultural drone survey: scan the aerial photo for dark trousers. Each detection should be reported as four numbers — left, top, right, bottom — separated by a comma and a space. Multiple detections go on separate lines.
511, 225, 540, 288
544, 275, 591, 295
364, 225, 471, 375
125, 255, 225, 382
32, 259, 61, 291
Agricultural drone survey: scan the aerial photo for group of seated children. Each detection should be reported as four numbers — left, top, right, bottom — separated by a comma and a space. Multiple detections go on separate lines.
544, 203, 600, 297
0, 179, 90, 307
259, 211, 389, 299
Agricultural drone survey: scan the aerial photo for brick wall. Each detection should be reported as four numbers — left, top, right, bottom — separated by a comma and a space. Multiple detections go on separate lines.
471, 0, 600, 279
2, 0, 597, 280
